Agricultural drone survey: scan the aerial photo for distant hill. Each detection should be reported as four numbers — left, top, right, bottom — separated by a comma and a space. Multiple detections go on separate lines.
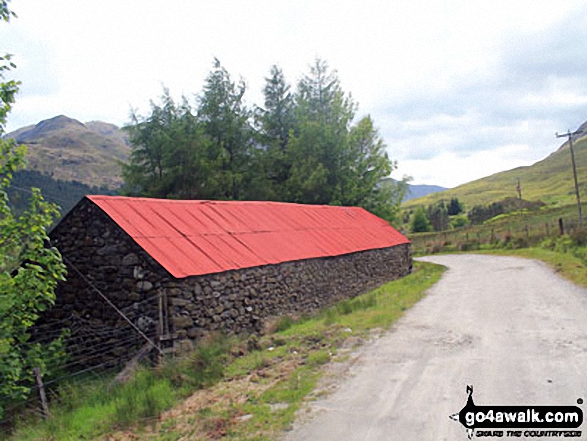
404, 183, 447, 201
6, 115, 130, 189
403, 127, 587, 211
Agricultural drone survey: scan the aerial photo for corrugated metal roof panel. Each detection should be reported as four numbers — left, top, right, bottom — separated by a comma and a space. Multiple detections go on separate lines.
87, 196, 410, 278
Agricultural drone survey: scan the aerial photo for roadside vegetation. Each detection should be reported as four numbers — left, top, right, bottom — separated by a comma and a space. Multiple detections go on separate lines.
407, 199, 587, 288
408, 203, 583, 254
6, 261, 444, 441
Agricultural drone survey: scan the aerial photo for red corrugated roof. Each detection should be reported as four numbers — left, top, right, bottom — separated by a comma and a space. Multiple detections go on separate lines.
86, 196, 410, 278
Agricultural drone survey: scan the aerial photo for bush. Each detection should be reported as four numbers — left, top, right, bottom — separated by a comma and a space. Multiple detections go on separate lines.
450, 215, 468, 229
410, 207, 432, 233
570, 227, 587, 246
274, 316, 294, 332
458, 241, 480, 252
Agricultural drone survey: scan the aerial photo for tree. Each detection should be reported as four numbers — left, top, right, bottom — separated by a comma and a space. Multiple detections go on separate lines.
254, 65, 296, 198
286, 59, 356, 204
447, 197, 463, 216
198, 58, 254, 200
123, 89, 221, 199
0, 0, 67, 418
258, 65, 295, 152
427, 201, 449, 232
345, 117, 406, 220
121, 58, 407, 222
410, 207, 432, 233
285, 59, 404, 221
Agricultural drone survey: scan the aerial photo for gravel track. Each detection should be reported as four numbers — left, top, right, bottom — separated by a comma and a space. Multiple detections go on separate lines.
284, 254, 587, 440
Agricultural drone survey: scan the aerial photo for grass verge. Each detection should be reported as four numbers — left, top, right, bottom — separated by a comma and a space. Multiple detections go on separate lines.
7, 261, 445, 441
475, 248, 587, 288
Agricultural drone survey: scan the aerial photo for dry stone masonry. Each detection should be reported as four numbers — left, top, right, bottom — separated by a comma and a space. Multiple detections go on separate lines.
46, 197, 411, 365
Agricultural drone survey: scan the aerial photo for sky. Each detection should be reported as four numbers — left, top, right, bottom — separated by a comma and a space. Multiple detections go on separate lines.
2, 0, 587, 188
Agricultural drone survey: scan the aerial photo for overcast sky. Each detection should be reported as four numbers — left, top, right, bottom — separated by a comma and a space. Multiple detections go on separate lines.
2, 0, 587, 188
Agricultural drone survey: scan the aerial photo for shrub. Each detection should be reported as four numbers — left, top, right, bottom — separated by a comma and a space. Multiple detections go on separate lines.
274, 315, 294, 332
458, 241, 480, 252
570, 227, 587, 246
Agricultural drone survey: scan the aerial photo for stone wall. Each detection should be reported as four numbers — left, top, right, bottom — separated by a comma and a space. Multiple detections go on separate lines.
46, 198, 411, 363
167, 243, 411, 341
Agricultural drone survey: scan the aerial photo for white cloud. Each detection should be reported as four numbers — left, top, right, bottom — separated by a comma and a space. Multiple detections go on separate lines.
2, 0, 587, 186
396, 143, 533, 188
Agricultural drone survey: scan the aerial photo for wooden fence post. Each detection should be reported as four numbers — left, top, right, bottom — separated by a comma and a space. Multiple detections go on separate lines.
33, 367, 50, 419
559, 218, 564, 236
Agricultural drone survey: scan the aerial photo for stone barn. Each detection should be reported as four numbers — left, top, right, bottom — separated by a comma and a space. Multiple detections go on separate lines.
47, 195, 411, 359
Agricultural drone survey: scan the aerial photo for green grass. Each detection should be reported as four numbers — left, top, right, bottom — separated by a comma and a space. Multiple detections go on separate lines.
179, 261, 445, 440
7, 335, 232, 441
409, 202, 583, 255
9, 369, 176, 441
7, 262, 445, 441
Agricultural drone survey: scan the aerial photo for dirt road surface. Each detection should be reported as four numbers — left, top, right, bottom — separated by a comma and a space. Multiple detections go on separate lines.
284, 254, 587, 440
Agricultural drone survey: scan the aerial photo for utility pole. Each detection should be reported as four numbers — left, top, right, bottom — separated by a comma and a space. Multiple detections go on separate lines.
556, 130, 582, 223
516, 177, 522, 215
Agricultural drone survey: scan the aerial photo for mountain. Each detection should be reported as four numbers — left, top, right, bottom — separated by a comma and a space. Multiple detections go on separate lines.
402, 131, 587, 211
6, 115, 130, 189
404, 183, 447, 201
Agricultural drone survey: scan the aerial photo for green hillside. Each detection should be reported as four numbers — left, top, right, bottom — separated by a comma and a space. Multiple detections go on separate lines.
402, 135, 587, 211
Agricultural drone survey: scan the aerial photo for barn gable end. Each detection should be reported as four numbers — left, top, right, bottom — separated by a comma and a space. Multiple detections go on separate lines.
46, 196, 411, 363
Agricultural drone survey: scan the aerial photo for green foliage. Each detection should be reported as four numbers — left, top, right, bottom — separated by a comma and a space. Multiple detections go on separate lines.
123, 89, 218, 199
161, 333, 232, 395
468, 201, 505, 224
112, 369, 174, 428
540, 230, 587, 263
306, 349, 331, 367
9, 170, 114, 218
410, 207, 432, 233
447, 197, 463, 216
0, 2, 67, 419
198, 58, 255, 200
123, 58, 404, 222
427, 201, 449, 231
254, 65, 296, 199
450, 214, 469, 229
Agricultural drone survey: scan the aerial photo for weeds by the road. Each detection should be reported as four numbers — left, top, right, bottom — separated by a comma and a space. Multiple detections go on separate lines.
7, 261, 445, 441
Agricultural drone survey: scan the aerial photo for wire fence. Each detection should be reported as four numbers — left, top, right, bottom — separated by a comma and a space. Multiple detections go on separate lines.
410, 214, 585, 254
0, 269, 164, 430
